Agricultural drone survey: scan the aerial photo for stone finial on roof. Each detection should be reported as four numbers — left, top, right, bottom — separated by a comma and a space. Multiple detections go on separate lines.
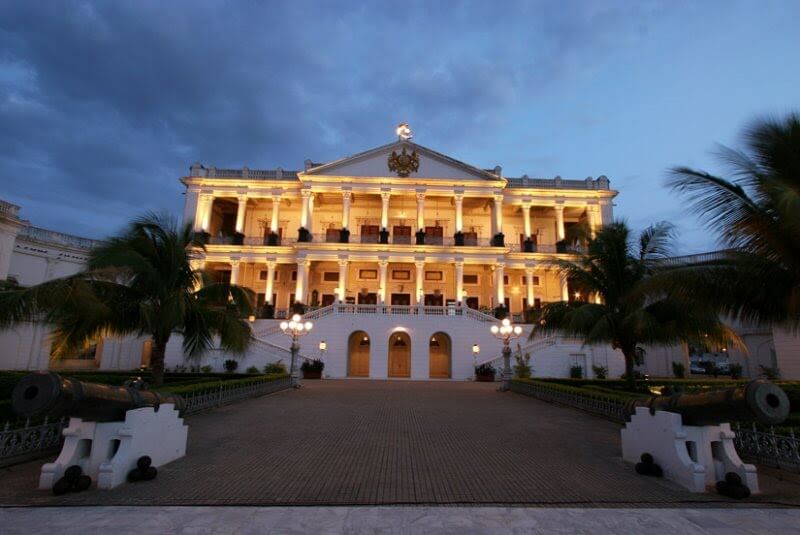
493, 165, 502, 177
304, 159, 314, 171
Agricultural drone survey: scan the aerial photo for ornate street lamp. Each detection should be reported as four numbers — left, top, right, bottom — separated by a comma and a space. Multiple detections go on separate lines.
472, 343, 480, 381
490, 318, 523, 391
280, 314, 313, 388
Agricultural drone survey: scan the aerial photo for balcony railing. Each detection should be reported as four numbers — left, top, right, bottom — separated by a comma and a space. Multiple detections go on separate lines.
208, 233, 575, 253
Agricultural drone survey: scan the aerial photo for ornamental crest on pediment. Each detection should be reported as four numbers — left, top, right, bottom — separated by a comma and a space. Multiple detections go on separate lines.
387, 147, 419, 177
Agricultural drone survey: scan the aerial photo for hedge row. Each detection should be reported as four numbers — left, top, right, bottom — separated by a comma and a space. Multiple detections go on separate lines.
0, 371, 262, 400
158, 373, 289, 397
512, 378, 648, 405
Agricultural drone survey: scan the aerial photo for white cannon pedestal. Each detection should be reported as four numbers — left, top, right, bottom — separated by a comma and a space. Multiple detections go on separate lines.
621, 407, 758, 493
40, 403, 188, 490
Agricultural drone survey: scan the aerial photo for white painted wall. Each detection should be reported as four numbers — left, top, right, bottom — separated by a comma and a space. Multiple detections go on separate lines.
773, 327, 800, 379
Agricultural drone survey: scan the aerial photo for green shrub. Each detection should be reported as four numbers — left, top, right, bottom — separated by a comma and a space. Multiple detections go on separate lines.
200, 365, 213, 373
591, 365, 607, 380
513, 345, 532, 379
729, 363, 743, 379
300, 359, 324, 373
475, 363, 496, 376
224, 360, 239, 373
672, 362, 685, 379
245, 366, 260, 374
760, 365, 781, 380
569, 365, 583, 379
264, 361, 287, 374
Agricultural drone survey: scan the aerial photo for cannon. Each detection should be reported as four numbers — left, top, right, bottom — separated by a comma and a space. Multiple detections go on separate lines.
624, 379, 790, 427
12, 371, 185, 422
12, 372, 188, 491
621, 379, 790, 494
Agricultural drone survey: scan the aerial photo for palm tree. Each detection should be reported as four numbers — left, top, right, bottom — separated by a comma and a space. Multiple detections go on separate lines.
0, 213, 253, 385
529, 221, 741, 389
667, 113, 800, 330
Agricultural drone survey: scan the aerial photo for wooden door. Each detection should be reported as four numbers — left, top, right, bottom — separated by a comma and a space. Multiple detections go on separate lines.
391, 293, 411, 306
425, 226, 444, 245
429, 334, 451, 379
393, 225, 411, 244
388, 333, 411, 378
424, 294, 444, 306
361, 225, 379, 243
325, 228, 339, 242
463, 231, 478, 246
348, 333, 370, 377
358, 292, 378, 305
321, 294, 336, 307
466, 297, 479, 309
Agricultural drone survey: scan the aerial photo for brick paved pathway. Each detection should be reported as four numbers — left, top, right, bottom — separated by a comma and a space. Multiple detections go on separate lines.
1, 380, 798, 506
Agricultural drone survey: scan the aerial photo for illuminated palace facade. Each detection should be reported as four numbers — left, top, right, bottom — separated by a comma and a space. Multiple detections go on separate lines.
181, 131, 623, 380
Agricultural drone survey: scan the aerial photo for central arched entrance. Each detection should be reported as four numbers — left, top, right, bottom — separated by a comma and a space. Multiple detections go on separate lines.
429, 332, 451, 378
348, 331, 370, 377
388, 331, 411, 378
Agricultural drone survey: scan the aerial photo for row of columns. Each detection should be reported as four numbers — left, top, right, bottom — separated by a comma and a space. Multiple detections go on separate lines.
196, 191, 599, 240
227, 259, 569, 308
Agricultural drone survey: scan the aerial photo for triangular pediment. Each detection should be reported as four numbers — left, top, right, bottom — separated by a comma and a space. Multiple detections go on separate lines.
302, 140, 499, 181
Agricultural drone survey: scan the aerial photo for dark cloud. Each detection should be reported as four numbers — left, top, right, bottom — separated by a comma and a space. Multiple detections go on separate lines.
0, 0, 721, 239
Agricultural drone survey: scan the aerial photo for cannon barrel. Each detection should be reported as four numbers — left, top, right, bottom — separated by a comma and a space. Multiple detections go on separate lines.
625, 379, 790, 426
12, 372, 184, 422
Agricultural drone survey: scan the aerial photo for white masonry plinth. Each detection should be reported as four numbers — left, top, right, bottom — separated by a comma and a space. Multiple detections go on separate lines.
621, 407, 758, 493
40, 404, 188, 490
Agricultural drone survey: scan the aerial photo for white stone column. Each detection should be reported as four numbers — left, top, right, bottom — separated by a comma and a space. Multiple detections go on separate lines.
525, 267, 535, 309
342, 191, 352, 230
380, 191, 391, 230
270, 195, 281, 233
295, 259, 310, 303
416, 191, 426, 233
454, 193, 464, 233
337, 259, 348, 303
378, 259, 388, 304
587, 203, 599, 237
560, 274, 569, 302
495, 263, 505, 306
264, 261, 276, 304
455, 261, 464, 304
230, 259, 241, 286
197, 194, 214, 232
307, 192, 315, 233
522, 201, 532, 239
235, 195, 248, 234
300, 190, 312, 229
494, 195, 504, 235
415, 260, 425, 305
555, 204, 565, 241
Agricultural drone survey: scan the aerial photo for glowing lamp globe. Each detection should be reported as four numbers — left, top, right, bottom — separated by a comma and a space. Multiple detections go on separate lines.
502, 318, 511, 327
304, 321, 313, 331
490, 325, 499, 334
513, 326, 522, 335
292, 314, 302, 322
280, 321, 289, 330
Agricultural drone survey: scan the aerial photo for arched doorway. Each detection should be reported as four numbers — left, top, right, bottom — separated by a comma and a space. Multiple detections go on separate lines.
348, 331, 370, 377
429, 332, 451, 378
388, 332, 411, 378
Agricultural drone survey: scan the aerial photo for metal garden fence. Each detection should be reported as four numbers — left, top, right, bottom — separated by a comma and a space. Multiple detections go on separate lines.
0, 375, 292, 468
511, 379, 800, 472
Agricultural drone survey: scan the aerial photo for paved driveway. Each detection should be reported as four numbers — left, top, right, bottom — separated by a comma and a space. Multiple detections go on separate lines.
1, 380, 798, 506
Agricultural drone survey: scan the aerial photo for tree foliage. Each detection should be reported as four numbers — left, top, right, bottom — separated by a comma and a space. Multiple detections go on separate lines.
0, 213, 253, 385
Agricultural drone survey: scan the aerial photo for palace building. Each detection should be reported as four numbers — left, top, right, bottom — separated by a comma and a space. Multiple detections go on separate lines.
179, 127, 623, 379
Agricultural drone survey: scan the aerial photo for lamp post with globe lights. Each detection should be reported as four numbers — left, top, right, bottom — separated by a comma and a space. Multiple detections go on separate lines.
280, 314, 313, 388
490, 318, 523, 391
